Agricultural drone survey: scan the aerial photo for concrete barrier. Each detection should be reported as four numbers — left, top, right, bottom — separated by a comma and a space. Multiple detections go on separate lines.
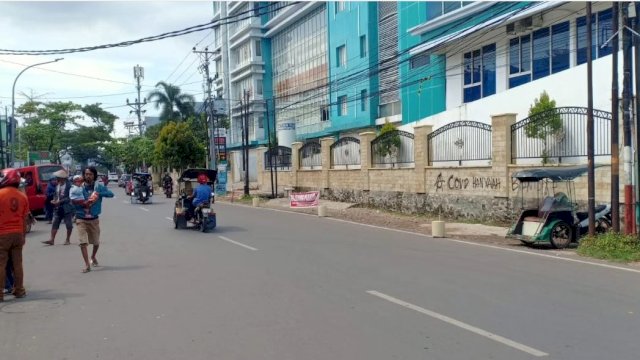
432, 220, 446, 238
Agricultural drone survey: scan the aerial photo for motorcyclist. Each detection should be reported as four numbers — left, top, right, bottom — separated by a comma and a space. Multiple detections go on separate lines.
135, 175, 150, 200
162, 173, 172, 195
188, 174, 212, 220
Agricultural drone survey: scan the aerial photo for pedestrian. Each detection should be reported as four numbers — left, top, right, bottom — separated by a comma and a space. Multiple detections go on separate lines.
42, 170, 74, 246
45, 177, 57, 224
0, 168, 30, 302
72, 166, 113, 273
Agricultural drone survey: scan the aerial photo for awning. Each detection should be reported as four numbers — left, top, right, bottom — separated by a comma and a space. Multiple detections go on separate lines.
409, 1, 566, 56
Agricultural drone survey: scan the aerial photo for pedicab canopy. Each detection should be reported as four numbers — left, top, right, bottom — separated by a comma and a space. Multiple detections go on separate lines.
511, 165, 592, 182
178, 168, 217, 185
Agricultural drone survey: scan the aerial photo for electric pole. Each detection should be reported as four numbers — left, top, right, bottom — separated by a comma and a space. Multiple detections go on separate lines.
634, 1, 640, 236
612, 2, 621, 233
194, 46, 217, 170
622, 2, 635, 234
243, 89, 250, 196
126, 64, 147, 136
265, 98, 275, 198
586, 2, 596, 235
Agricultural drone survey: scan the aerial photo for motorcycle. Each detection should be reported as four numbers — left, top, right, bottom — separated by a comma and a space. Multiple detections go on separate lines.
130, 173, 153, 204
163, 181, 173, 198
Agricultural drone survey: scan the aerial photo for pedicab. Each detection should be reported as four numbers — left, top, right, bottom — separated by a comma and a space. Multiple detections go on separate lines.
130, 172, 153, 204
173, 168, 217, 232
506, 165, 612, 249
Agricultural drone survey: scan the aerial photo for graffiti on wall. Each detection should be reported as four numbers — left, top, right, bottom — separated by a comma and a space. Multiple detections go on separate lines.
434, 173, 501, 192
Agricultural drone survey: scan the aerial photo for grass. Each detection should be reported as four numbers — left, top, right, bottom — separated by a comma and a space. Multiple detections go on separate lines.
577, 232, 640, 263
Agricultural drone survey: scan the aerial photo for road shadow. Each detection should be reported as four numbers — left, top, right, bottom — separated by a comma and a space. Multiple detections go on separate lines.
212, 226, 248, 234
96, 265, 148, 272
20, 288, 84, 301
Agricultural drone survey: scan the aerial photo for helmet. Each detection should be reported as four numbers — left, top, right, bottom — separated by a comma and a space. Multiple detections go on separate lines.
197, 174, 209, 184
0, 168, 21, 188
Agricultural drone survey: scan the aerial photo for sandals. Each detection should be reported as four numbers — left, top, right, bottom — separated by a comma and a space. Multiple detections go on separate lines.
91, 259, 99, 267
41, 240, 54, 246
64, 241, 71, 245
82, 267, 91, 273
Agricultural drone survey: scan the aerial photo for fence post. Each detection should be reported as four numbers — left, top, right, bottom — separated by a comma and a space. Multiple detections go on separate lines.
320, 137, 334, 189
414, 125, 433, 193
291, 142, 303, 189
256, 146, 268, 193
359, 131, 376, 191
491, 113, 517, 198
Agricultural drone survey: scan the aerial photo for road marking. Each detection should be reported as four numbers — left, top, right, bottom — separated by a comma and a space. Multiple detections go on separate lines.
367, 290, 548, 357
165, 217, 173, 221
218, 236, 258, 251
140, 207, 149, 212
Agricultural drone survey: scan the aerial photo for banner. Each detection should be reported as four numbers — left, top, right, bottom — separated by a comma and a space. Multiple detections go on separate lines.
289, 191, 320, 208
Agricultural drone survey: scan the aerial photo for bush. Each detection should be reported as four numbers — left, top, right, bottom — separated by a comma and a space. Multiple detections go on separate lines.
577, 232, 640, 263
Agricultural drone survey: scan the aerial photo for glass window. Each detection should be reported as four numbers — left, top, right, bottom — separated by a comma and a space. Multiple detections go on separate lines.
576, 7, 613, 65
360, 35, 367, 58
444, 1, 461, 14
360, 89, 367, 111
257, 79, 263, 95
532, 27, 550, 80
337, 45, 346, 68
336, 1, 346, 13
410, 52, 430, 69
508, 34, 531, 88
463, 43, 495, 103
338, 95, 348, 116
551, 21, 570, 73
255, 40, 261, 57
482, 44, 496, 97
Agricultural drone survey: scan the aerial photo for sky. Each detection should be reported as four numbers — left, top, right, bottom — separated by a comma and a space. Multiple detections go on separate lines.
0, 1, 215, 138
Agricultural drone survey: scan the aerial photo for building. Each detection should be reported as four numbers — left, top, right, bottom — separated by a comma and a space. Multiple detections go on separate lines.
211, 1, 618, 187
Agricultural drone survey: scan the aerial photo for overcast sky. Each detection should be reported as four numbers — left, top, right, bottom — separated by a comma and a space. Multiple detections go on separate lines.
0, 1, 215, 137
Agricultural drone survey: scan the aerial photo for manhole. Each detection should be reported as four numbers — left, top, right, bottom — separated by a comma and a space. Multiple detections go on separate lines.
1, 299, 64, 313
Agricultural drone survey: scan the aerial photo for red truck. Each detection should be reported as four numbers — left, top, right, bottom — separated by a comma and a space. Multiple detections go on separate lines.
15, 164, 65, 215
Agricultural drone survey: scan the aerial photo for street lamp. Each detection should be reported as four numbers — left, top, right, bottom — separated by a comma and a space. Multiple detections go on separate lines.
9, 57, 63, 166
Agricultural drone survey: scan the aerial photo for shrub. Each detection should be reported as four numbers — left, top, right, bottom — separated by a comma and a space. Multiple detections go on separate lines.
525, 91, 563, 164
577, 232, 640, 263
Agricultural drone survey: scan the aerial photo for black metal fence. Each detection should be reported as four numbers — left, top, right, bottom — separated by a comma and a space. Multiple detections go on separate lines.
299, 141, 322, 169
427, 121, 492, 165
371, 130, 414, 167
511, 107, 611, 163
330, 137, 361, 169
264, 146, 292, 170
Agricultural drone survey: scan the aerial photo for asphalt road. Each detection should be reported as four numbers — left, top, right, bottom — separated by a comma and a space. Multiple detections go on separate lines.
1, 189, 639, 360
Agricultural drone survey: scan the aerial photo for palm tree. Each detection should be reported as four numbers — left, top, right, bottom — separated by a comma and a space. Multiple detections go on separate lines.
147, 81, 196, 122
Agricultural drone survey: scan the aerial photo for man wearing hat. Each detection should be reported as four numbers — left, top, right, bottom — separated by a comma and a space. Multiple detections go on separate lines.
42, 169, 74, 246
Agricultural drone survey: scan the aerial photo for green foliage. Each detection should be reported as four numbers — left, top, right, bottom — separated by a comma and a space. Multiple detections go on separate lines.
578, 232, 640, 263
525, 91, 563, 164
121, 137, 154, 173
153, 121, 206, 172
375, 121, 401, 158
147, 81, 196, 122
81, 103, 117, 133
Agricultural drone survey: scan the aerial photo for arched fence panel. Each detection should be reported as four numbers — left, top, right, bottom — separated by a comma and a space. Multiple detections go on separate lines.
371, 130, 414, 167
427, 121, 492, 166
331, 137, 361, 169
299, 141, 322, 169
511, 107, 611, 164
264, 146, 292, 171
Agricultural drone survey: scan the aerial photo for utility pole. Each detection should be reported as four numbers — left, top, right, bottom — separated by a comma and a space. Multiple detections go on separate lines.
612, 2, 621, 233
265, 98, 275, 198
193, 46, 217, 170
243, 90, 250, 196
126, 65, 147, 136
622, 2, 635, 234
586, 2, 596, 235
634, 1, 640, 236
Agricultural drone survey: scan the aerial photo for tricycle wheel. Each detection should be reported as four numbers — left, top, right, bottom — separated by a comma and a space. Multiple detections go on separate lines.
550, 221, 572, 249
200, 217, 208, 233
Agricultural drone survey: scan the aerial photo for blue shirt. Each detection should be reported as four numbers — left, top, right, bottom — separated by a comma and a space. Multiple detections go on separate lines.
192, 184, 211, 207
74, 181, 114, 219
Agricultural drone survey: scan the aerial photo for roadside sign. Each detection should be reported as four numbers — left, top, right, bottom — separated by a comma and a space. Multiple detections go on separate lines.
215, 161, 227, 196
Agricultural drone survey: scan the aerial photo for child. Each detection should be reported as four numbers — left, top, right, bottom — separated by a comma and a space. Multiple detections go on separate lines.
70, 175, 98, 218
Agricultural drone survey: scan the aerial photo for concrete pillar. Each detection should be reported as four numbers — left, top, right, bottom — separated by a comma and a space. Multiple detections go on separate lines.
291, 141, 303, 188
491, 113, 517, 198
414, 125, 433, 193
359, 131, 376, 191
320, 137, 334, 189
256, 146, 267, 193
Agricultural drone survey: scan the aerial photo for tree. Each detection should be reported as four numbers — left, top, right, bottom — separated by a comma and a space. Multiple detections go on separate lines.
525, 91, 563, 164
147, 81, 196, 122
121, 137, 154, 173
82, 103, 117, 133
375, 120, 401, 158
154, 121, 206, 172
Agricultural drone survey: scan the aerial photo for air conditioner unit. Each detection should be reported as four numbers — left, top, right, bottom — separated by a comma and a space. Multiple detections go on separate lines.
520, 16, 533, 30
506, 22, 516, 35
531, 14, 543, 28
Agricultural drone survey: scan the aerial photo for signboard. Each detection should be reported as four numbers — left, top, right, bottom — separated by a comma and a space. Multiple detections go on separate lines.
289, 191, 320, 208
28, 151, 52, 165
215, 162, 227, 196
214, 136, 227, 162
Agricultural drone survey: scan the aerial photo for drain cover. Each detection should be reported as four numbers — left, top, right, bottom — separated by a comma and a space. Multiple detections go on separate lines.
1, 299, 64, 313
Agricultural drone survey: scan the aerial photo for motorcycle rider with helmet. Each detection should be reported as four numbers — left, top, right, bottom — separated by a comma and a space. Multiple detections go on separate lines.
162, 173, 173, 198
187, 174, 212, 221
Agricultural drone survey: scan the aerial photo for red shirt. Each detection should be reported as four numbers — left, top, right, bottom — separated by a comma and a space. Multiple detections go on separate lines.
0, 187, 30, 235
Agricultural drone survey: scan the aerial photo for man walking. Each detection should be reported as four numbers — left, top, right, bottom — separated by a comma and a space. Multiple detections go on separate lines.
0, 168, 30, 301
72, 167, 113, 273
42, 170, 74, 246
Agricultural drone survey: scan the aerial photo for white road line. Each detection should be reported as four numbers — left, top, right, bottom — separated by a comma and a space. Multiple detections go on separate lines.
367, 290, 548, 357
140, 207, 149, 212
218, 236, 258, 251
166, 217, 173, 221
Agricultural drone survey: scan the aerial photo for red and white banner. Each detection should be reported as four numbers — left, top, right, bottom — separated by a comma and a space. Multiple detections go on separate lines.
289, 191, 320, 208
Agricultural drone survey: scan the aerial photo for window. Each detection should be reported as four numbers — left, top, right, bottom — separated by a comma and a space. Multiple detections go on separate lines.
463, 44, 495, 103
508, 20, 571, 88
426, 2, 472, 22
255, 40, 261, 57
338, 95, 348, 116
321, 105, 329, 121
257, 79, 263, 95
337, 45, 346, 68
258, 116, 264, 129
360, 90, 368, 111
360, 35, 367, 58
410, 52, 430, 69
336, 1, 346, 14
576, 7, 613, 65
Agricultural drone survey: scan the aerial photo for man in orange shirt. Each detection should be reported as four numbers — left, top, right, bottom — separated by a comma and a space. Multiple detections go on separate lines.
0, 168, 29, 302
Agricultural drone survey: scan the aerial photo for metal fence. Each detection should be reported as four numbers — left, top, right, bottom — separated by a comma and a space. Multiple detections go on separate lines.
330, 137, 361, 169
511, 107, 611, 163
371, 130, 414, 167
264, 146, 292, 170
427, 121, 492, 166
299, 141, 322, 169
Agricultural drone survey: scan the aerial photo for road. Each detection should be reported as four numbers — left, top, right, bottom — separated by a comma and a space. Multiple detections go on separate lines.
1, 190, 639, 360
